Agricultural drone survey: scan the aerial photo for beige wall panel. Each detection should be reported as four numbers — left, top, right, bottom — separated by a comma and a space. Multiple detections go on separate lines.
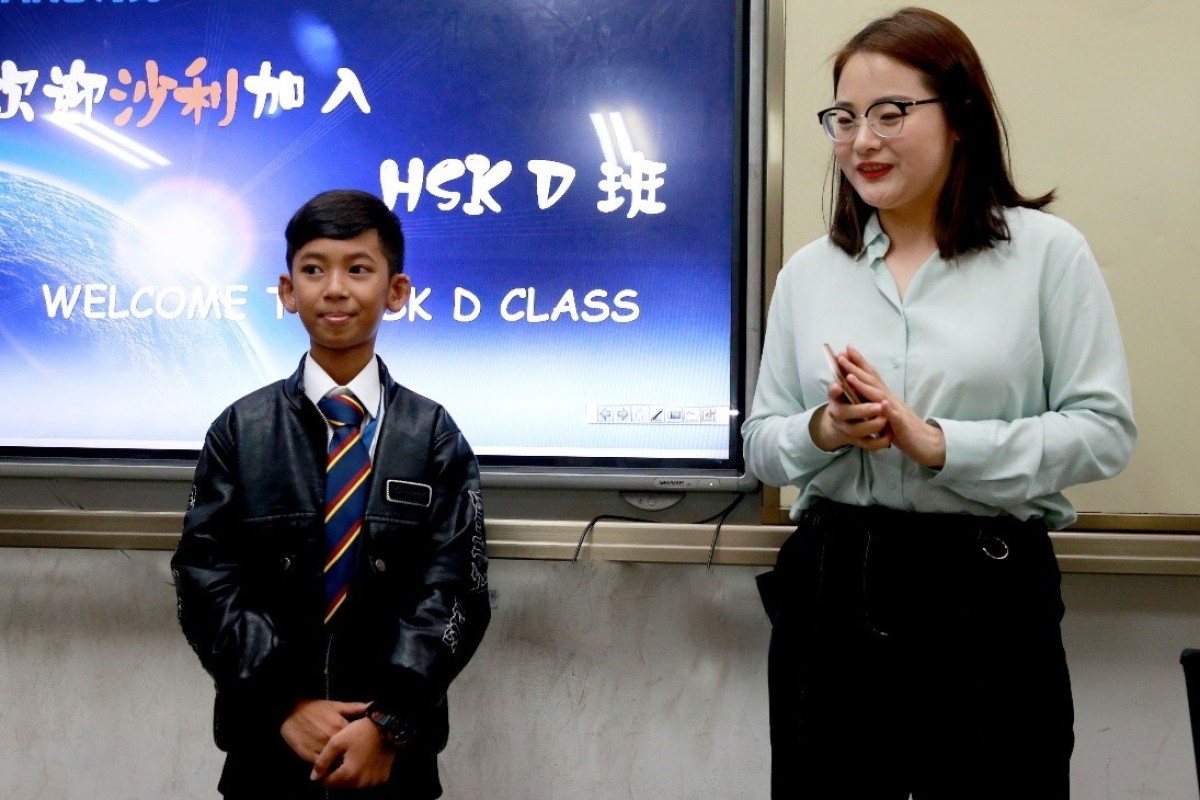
779, 1, 1200, 515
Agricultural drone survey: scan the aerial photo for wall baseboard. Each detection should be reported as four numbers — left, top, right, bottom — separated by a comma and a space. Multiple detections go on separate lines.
3, 509, 1200, 575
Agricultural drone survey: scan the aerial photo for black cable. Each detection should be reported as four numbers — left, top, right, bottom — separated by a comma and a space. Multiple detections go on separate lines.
705, 493, 746, 569
572, 514, 646, 562
694, 493, 746, 526
571, 493, 748, 564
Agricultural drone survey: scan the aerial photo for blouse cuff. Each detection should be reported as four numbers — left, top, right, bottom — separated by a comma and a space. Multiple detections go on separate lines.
926, 416, 992, 483
789, 403, 850, 461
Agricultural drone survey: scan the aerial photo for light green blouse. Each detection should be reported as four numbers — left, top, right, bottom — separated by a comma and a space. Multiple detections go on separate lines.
742, 208, 1136, 530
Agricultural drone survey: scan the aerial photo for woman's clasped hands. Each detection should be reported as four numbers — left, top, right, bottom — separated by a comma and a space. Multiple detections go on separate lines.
811, 345, 946, 469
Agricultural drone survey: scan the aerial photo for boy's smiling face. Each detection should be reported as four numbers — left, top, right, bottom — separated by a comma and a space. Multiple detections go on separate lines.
278, 229, 410, 384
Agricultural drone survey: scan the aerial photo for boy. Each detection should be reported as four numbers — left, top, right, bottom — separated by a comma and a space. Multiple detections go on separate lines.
172, 189, 489, 799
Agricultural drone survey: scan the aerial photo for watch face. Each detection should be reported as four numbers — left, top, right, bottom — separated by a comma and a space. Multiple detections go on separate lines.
369, 710, 409, 746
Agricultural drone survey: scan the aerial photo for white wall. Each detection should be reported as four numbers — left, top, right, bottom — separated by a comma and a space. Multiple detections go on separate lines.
2, 548, 1198, 799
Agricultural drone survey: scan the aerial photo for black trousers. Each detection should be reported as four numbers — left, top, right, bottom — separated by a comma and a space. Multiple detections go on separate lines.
218, 736, 442, 800
760, 500, 1074, 799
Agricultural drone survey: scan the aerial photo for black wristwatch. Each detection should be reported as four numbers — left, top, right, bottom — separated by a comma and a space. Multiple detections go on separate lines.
366, 705, 414, 748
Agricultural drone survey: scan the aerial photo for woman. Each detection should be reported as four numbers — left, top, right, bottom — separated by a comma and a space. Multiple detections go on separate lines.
742, 8, 1135, 798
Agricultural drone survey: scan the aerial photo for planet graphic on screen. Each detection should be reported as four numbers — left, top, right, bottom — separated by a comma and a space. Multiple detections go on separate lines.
0, 170, 270, 446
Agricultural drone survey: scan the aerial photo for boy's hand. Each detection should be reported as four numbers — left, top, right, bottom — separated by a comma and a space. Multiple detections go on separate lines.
310, 717, 397, 789
281, 699, 370, 764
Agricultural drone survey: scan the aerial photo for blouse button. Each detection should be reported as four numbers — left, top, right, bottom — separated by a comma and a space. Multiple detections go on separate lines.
374, 558, 387, 572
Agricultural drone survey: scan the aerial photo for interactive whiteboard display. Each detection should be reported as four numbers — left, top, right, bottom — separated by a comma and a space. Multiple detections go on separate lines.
0, 0, 760, 490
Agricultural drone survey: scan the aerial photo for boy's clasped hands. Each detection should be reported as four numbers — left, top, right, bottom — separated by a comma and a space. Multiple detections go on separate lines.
282, 698, 397, 790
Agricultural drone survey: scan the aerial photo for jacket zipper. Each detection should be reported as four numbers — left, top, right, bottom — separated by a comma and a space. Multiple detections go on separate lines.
324, 632, 333, 800
324, 632, 334, 700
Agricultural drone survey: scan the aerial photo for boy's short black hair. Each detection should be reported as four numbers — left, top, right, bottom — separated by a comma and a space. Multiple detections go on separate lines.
284, 189, 405, 275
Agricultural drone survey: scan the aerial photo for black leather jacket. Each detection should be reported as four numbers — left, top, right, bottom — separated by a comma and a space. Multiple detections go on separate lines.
171, 357, 489, 798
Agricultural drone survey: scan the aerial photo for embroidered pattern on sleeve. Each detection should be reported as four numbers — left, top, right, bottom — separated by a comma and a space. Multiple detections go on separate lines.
442, 598, 466, 653
468, 489, 487, 592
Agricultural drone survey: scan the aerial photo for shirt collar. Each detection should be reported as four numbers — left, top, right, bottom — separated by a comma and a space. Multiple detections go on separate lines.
302, 354, 382, 420
861, 213, 890, 262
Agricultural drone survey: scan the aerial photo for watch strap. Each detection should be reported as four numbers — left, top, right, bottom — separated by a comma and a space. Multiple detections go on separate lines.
366, 705, 413, 748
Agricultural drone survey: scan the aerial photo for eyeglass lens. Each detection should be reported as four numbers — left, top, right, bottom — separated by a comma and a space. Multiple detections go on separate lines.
822, 102, 908, 141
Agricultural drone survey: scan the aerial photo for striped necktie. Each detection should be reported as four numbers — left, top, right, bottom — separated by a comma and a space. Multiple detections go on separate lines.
318, 390, 372, 625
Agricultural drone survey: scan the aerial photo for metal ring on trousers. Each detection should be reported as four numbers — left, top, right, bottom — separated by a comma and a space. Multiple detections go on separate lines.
979, 531, 1010, 560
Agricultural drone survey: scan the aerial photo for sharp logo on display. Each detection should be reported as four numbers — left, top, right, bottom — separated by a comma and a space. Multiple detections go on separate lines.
654, 479, 722, 490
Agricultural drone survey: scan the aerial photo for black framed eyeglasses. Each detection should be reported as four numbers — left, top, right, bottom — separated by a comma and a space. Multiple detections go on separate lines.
816, 98, 942, 142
